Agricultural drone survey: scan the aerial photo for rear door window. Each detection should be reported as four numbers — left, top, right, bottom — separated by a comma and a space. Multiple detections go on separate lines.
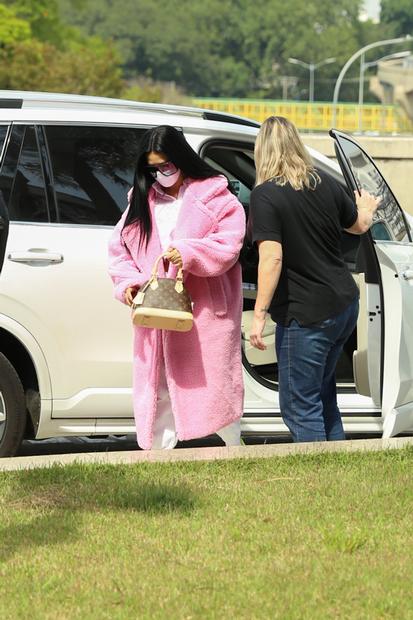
44, 126, 146, 226
2, 126, 49, 223
203, 143, 255, 213
0, 126, 9, 273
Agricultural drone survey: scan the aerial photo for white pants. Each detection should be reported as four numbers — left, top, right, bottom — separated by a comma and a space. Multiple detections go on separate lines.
152, 358, 242, 450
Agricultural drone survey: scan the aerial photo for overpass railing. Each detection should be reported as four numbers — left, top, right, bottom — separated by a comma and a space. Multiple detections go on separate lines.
193, 98, 413, 133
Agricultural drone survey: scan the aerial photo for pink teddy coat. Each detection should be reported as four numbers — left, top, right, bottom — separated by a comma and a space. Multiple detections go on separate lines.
108, 175, 246, 449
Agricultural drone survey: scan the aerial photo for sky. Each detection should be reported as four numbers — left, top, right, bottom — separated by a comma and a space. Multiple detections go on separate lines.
362, 0, 381, 22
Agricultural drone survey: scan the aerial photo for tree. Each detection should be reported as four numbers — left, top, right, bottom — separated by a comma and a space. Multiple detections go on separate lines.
0, 0, 125, 96
56, 0, 389, 100
0, 38, 124, 96
381, 0, 413, 35
0, 3, 31, 45
2, 0, 67, 47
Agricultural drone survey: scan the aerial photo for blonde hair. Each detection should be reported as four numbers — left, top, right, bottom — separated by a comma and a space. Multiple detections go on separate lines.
254, 116, 320, 191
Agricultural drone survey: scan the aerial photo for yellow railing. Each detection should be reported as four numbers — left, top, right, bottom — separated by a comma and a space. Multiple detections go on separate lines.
193, 98, 413, 134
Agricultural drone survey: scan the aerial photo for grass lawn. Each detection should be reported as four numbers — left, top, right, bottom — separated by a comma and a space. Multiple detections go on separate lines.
0, 448, 413, 620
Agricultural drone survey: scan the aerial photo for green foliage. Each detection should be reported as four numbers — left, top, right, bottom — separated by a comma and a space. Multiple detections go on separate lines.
55, 0, 395, 101
381, 0, 413, 35
0, 38, 124, 96
0, 0, 124, 96
0, 3, 31, 45
3, 0, 411, 102
2, 0, 65, 47
123, 78, 191, 105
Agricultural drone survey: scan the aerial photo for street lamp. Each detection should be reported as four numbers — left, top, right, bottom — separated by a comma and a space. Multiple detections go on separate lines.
288, 57, 336, 103
358, 50, 411, 131
332, 35, 413, 127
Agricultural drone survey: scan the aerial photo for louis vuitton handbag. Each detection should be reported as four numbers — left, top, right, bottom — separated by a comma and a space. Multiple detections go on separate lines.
132, 254, 193, 332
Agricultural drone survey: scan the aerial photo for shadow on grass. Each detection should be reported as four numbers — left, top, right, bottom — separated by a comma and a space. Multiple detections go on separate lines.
0, 465, 198, 560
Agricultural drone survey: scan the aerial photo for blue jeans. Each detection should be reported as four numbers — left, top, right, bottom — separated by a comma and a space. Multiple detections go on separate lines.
275, 297, 359, 443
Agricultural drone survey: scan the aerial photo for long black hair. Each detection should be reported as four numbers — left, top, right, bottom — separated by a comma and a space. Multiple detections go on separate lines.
123, 125, 225, 246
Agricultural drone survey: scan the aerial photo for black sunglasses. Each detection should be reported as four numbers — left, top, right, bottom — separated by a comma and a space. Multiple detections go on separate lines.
146, 161, 178, 178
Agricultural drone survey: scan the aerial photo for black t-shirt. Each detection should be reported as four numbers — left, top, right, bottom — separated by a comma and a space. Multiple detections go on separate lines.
250, 170, 359, 326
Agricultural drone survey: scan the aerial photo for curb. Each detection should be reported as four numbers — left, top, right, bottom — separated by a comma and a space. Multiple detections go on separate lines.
0, 436, 412, 472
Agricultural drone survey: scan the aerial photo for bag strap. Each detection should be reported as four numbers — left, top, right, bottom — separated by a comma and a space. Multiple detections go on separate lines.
150, 253, 184, 284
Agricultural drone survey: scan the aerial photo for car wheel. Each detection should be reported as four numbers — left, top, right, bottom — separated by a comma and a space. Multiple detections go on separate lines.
0, 353, 26, 457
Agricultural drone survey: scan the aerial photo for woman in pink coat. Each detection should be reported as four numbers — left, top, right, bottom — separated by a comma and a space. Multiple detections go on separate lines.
108, 125, 246, 450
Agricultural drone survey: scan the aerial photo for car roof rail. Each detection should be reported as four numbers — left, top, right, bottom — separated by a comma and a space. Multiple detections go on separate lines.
0, 90, 260, 128
0, 90, 201, 115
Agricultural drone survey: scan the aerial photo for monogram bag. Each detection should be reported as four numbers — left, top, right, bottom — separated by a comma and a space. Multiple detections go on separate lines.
132, 254, 193, 332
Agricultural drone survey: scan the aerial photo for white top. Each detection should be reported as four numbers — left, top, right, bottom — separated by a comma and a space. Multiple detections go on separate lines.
154, 196, 183, 251
153, 182, 185, 251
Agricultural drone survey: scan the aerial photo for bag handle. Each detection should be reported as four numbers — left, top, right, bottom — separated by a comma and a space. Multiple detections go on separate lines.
151, 253, 183, 281
133, 253, 185, 306
146, 253, 184, 293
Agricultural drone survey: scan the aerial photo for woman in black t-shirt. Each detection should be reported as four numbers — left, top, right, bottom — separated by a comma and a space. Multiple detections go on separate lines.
249, 116, 379, 443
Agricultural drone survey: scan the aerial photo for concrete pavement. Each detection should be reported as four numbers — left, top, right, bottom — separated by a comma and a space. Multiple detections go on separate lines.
0, 435, 412, 472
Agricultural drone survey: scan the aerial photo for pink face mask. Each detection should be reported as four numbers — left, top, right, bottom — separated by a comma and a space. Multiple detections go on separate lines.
156, 168, 182, 188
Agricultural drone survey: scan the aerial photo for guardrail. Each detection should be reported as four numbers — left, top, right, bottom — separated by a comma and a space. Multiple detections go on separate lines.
193, 98, 413, 133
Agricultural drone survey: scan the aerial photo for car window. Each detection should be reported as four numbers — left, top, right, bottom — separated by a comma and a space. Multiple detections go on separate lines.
202, 142, 257, 278
0, 126, 8, 218
203, 144, 255, 211
337, 136, 409, 242
7, 126, 49, 223
370, 220, 392, 241
44, 125, 146, 226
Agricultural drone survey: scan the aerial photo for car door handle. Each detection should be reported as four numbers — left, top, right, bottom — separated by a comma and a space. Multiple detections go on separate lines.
8, 250, 64, 265
401, 270, 413, 281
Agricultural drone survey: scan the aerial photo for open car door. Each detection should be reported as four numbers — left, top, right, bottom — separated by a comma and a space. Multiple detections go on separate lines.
330, 129, 413, 437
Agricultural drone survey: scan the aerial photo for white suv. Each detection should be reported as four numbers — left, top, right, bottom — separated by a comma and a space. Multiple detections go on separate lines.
0, 91, 413, 456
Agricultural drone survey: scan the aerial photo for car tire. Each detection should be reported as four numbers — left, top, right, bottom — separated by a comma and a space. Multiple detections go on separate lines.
0, 353, 26, 457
